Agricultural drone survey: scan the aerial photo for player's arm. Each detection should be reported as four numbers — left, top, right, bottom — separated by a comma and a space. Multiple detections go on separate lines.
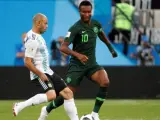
98, 30, 118, 58
60, 29, 88, 64
60, 41, 88, 64
24, 40, 48, 81
59, 41, 77, 57
24, 57, 48, 81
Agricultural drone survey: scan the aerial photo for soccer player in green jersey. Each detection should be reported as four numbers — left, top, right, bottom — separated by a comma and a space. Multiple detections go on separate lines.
38, 1, 117, 120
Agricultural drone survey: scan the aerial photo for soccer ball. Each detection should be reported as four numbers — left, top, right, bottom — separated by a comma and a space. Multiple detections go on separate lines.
80, 114, 94, 120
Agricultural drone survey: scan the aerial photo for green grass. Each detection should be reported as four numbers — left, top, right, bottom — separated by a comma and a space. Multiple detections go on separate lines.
0, 100, 160, 120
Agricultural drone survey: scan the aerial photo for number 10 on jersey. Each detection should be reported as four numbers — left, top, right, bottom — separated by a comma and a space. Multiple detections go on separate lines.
81, 34, 88, 43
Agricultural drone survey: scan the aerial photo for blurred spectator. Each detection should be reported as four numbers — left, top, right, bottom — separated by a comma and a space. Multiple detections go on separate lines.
14, 33, 26, 66
112, 0, 121, 6
50, 37, 69, 66
130, 35, 154, 66
108, 0, 137, 55
50, 39, 57, 65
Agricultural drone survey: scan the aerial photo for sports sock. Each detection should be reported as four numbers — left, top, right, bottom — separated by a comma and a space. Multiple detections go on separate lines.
64, 98, 79, 120
46, 96, 64, 113
93, 87, 107, 113
19, 94, 48, 110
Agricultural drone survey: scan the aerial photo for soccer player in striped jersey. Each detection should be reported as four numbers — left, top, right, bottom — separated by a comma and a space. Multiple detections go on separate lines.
13, 13, 79, 120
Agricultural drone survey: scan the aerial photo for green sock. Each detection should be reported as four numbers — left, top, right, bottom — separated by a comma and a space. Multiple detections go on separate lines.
93, 87, 107, 113
46, 96, 64, 113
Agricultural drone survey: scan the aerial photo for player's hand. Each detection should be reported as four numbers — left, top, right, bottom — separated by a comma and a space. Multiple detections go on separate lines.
77, 53, 88, 65
39, 73, 48, 81
111, 50, 118, 58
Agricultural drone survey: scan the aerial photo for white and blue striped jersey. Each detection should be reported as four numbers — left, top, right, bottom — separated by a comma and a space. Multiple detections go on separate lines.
24, 30, 53, 80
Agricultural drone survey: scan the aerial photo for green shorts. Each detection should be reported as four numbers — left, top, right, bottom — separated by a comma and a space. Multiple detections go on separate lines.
65, 63, 104, 87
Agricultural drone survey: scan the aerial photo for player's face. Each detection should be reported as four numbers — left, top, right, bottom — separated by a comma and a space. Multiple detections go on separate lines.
79, 6, 92, 23
39, 17, 48, 34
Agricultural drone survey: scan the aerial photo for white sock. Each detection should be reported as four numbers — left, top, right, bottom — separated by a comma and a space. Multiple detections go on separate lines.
64, 98, 79, 120
91, 111, 99, 116
19, 94, 48, 110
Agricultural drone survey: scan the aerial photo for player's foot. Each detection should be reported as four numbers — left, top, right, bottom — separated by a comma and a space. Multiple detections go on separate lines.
13, 103, 23, 116
38, 106, 48, 120
91, 112, 100, 120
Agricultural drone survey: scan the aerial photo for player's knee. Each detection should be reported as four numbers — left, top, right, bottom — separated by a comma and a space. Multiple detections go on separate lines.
100, 79, 110, 87
64, 87, 73, 99
68, 86, 76, 93
46, 90, 56, 101
60, 87, 73, 100
47, 93, 56, 101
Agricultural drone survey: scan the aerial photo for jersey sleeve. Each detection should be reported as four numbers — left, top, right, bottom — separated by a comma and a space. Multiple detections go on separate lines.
96, 21, 103, 34
64, 25, 78, 43
25, 40, 39, 58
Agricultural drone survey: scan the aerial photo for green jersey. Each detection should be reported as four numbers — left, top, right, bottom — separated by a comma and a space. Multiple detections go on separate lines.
65, 19, 103, 66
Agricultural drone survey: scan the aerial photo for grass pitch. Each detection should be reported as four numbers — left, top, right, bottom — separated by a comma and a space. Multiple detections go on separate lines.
0, 99, 160, 120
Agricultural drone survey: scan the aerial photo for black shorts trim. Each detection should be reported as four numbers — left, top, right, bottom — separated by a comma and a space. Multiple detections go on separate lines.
32, 73, 67, 95
49, 73, 67, 95
32, 74, 54, 93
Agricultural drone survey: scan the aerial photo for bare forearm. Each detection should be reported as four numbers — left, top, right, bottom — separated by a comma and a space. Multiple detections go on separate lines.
101, 37, 114, 52
99, 32, 115, 52
25, 60, 42, 76
60, 46, 79, 58
105, 41, 115, 52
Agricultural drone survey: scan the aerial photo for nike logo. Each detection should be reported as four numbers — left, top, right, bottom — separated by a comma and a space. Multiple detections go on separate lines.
82, 31, 86, 33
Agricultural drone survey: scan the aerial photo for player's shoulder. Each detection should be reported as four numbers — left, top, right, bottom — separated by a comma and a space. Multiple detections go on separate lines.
73, 20, 81, 26
25, 30, 39, 45
91, 19, 101, 25
69, 20, 81, 31
26, 30, 39, 41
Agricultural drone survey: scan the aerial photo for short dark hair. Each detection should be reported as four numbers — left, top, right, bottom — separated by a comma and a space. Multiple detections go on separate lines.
79, 0, 92, 9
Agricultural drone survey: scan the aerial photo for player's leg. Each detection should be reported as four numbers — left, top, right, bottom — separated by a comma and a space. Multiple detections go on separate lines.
60, 68, 84, 120
39, 86, 77, 120
49, 73, 79, 120
13, 76, 56, 116
46, 86, 77, 113
38, 64, 83, 120
39, 72, 82, 120
59, 87, 79, 120
87, 66, 109, 120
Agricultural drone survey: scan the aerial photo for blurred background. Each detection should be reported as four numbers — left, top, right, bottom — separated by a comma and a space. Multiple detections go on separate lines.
1, 0, 160, 119
1, 0, 160, 66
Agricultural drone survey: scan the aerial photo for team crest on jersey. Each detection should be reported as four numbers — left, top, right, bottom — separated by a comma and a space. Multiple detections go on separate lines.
93, 27, 99, 34
28, 48, 34, 53
66, 77, 71, 83
48, 83, 52, 87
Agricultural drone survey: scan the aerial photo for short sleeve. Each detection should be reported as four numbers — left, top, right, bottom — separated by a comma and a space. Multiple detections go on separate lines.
25, 40, 39, 58
97, 21, 103, 33
65, 25, 78, 43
